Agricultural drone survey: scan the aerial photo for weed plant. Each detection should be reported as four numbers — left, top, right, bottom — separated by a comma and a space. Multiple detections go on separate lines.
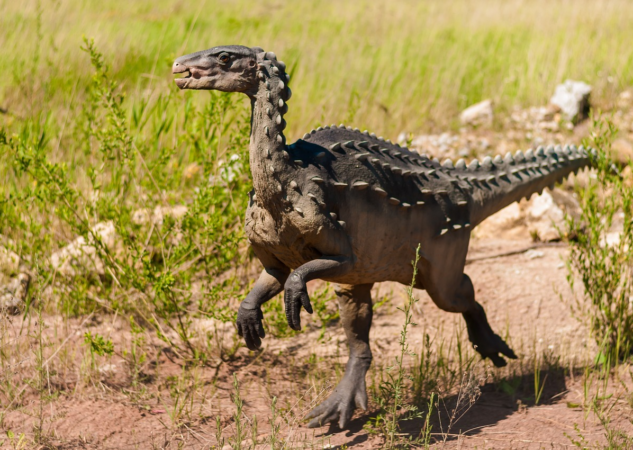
566, 116, 633, 362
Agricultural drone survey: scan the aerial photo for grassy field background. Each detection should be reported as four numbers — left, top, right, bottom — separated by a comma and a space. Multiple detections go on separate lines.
2, 0, 633, 136
2, 1, 633, 448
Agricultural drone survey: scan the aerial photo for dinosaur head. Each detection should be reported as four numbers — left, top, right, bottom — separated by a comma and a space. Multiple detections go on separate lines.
172, 45, 263, 93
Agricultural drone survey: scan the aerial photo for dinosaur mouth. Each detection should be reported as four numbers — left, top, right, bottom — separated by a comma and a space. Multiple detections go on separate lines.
172, 61, 208, 89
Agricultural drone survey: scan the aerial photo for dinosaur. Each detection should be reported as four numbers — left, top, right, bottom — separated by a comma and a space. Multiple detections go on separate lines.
172, 45, 593, 429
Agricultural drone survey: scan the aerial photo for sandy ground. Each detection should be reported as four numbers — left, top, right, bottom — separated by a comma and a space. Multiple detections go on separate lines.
2, 237, 632, 449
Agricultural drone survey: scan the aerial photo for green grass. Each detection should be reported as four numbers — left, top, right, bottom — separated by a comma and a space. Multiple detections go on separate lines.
2, 0, 633, 138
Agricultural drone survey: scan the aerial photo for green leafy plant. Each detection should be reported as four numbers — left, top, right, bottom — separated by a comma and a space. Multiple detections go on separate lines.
566, 115, 633, 362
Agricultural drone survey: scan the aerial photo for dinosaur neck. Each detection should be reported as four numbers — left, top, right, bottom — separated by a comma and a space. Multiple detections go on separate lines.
248, 61, 291, 208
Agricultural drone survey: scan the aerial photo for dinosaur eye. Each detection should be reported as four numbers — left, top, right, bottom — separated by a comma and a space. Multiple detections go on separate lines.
218, 53, 230, 64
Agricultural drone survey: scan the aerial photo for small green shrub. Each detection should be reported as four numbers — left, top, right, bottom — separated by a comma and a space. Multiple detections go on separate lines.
566, 116, 633, 362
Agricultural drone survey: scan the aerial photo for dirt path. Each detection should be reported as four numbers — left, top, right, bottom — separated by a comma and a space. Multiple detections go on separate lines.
2, 237, 632, 449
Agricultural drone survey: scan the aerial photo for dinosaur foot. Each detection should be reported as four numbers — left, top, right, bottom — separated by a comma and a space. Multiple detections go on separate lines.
464, 303, 517, 368
306, 376, 367, 429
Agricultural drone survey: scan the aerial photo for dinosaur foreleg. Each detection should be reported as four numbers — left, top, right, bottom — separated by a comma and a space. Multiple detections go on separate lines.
237, 266, 290, 350
306, 283, 373, 429
426, 272, 517, 367
284, 256, 353, 330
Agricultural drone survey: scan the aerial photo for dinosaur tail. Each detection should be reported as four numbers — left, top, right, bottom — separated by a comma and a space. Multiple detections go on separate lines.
466, 145, 594, 227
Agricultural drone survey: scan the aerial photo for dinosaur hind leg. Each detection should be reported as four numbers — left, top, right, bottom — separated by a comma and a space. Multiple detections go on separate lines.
306, 283, 373, 429
426, 272, 517, 367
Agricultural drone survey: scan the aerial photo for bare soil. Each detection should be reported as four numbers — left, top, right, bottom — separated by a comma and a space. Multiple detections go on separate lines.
2, 236, 633, 449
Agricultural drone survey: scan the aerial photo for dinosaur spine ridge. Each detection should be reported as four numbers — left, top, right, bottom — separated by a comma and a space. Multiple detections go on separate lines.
467, 145, 593, 226
249, 51, 293, 210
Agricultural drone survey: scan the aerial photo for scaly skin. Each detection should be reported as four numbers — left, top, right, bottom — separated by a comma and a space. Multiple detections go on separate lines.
172, 45, 594, 429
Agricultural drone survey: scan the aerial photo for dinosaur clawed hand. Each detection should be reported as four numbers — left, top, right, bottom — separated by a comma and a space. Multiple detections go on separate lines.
306, 375, 368, 429
464, 303, 517, 367
284, 274, 313, 330
236, 305, 266, 350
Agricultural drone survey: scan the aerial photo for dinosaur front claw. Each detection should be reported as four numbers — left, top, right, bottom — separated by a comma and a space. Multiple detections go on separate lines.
236, 305, 266, 350
284, 274, 313, 330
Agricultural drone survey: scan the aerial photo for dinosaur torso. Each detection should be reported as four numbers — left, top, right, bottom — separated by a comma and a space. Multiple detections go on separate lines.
246, 124, 591, 285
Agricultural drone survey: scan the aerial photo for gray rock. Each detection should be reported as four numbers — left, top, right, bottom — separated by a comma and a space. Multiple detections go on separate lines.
460, 99, 493, 126
550, 80, 591, 123
1, 272, 30, 315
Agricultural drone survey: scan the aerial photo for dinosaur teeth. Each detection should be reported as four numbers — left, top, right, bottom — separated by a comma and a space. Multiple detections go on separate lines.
416, 201, 425, 206
352, 181, 369, 189
453, 224, 462, 230
311, 176, 324, 183
338, 220, 346, 229
330, 212, 337, 220
388, 197, 400, 205
373, 187, 388, 197
439, 228, 449, 236
401, 203, 411, 209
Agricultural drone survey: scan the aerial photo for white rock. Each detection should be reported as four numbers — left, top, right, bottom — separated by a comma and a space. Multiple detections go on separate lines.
50, 221, 117, 276
460, 99, 493, 126
0, 246, 20, 275
526, 190, 566, 241
1, 272, 30, 315
550, 80, 591, 122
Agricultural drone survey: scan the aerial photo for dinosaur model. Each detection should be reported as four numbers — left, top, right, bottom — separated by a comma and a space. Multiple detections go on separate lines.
172, 45, 593, 429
